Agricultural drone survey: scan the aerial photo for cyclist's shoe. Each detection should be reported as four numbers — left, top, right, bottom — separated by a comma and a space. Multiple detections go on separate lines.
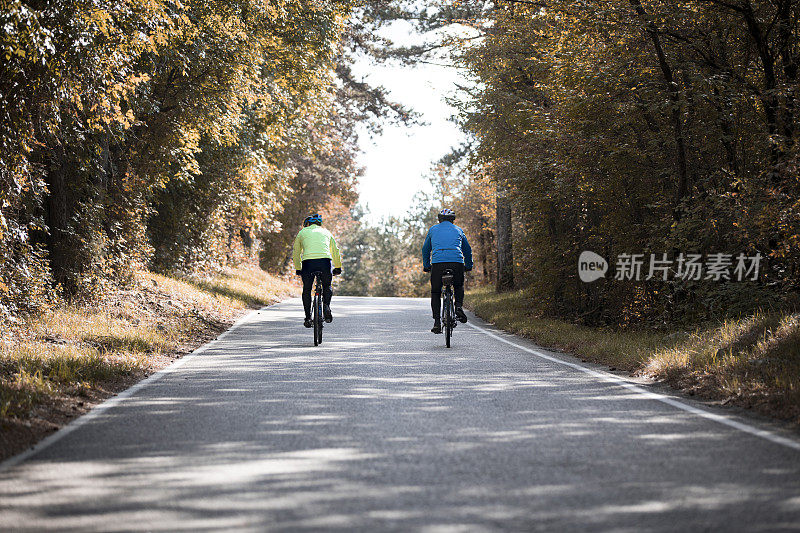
303, 317, 313, 328
323, 304, 333, 323
431, 318, 442, 334
455, 307, 468, 323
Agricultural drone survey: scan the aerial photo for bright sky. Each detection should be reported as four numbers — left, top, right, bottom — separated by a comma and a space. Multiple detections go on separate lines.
351, 21, 469, 223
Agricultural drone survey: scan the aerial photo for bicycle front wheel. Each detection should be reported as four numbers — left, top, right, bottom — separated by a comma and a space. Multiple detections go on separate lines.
444, 292, 452, 348
316, 297, 324, 344
313, 294, 321, 346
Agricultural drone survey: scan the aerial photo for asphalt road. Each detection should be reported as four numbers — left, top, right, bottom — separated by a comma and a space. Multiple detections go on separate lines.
1, 297, 800, 532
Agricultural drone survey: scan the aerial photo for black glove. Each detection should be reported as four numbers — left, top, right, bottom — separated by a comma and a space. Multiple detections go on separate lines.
332, 267, 342, 276
295, 270, 302, 276
423, 267, 430, 273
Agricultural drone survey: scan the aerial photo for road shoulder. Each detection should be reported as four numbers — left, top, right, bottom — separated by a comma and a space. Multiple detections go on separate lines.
0, 265, 297, 462
463, 302, 800, 448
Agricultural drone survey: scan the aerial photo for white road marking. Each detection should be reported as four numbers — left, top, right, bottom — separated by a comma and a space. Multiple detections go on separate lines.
467, 321, 800, 452
0, 307, 265, 474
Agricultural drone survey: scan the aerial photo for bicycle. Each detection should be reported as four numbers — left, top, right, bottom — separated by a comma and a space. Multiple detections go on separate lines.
311, 271, 324, 346
441, 269, 457, 348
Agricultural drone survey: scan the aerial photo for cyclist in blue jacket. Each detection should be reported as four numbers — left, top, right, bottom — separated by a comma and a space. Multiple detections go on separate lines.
422, 208, 473, 334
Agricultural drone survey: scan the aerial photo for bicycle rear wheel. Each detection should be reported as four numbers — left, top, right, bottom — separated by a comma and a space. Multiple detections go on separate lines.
313, 293, 320, 346
316, 295, 323, 345
444, 291, 452, 348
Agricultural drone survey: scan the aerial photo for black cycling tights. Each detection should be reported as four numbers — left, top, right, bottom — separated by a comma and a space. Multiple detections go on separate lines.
301, 258, 333, 319
430, 262, 465, 319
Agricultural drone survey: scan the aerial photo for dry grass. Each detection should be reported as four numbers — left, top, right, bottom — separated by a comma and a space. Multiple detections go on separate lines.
0, 264, 297, 457
646, 312, 800, 422
467, 286, 800, 425
465, 286, 665, 371
161, 264, 294, 310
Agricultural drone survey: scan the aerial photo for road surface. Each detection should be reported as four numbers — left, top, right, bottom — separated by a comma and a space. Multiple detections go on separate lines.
1, 297, 799, 531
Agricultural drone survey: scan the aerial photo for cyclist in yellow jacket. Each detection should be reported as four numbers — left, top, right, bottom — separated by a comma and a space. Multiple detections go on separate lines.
293, 213, 342, 328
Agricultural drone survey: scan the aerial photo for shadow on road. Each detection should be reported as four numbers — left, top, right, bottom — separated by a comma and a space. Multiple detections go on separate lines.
1, 298, 799, 531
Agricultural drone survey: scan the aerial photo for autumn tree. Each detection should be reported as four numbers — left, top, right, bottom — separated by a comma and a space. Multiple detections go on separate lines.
0, 0, 367, 320
435, 0, 799, 323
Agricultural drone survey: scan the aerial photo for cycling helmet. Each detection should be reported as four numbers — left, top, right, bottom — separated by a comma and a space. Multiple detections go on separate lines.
303, 213, 322, 227
438, 208, 456, 222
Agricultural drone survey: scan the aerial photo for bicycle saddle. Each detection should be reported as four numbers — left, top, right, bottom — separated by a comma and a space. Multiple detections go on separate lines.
441, 269, 454, 284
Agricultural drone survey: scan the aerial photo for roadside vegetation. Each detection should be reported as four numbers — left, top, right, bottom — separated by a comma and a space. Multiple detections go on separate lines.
0, 265, 297, 460
1, 1, 414, 329
468, 286, 800, 425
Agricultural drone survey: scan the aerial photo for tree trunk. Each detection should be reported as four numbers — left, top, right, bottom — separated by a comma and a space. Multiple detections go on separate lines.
478, 227, 489, 282
240, 226, 253, 249
629, 0, 689, 219
44, 146, 75, 293
495, 184, 514, 291
776, 0, 796, 146
740, 2, 782, 165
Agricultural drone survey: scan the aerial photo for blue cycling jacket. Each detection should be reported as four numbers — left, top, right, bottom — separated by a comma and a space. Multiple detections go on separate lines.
422, 221, 473, 270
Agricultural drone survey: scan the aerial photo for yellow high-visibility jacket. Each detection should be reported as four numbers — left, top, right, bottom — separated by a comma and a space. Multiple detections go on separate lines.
292, 225, 342, 270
